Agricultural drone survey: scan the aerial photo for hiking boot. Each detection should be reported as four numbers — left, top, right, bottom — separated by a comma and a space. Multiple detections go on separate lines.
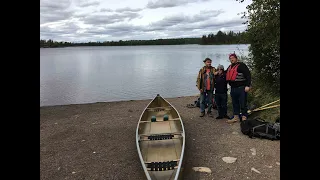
200, 112, 205, 117
241, 115, 247, 121
226, 115, 239, 124
224, 115, 231, 119
208, 112, 213, 117
216, 116, 223, 119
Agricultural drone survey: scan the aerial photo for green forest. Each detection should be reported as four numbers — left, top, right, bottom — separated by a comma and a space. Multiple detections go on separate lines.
40, 30, 248, 48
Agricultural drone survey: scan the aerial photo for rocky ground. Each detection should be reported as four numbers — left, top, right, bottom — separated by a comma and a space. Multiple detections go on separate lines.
40, 96, 280, 180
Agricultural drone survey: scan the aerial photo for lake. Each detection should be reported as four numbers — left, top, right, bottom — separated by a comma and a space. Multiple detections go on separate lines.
40, 44, 249, 107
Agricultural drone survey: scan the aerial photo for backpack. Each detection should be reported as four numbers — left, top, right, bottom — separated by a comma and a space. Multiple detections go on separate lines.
240, 117, 280, 140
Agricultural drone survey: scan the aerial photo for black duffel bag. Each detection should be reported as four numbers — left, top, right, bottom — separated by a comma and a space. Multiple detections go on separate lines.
240, 117, 280, 140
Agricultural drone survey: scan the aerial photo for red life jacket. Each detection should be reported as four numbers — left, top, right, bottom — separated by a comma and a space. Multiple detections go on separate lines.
226, 63, 240, 81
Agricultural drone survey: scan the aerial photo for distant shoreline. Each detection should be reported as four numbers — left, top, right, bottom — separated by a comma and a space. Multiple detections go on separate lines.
40, 43, 249, 48
40, 30, 249, 48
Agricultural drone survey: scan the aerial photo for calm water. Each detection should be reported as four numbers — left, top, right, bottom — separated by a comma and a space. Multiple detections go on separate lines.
40, 44, 249, 107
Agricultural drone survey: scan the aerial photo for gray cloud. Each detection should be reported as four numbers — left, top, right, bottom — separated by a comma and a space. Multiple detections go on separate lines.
40, 23, 81, 38
115, 7, 143, 13
99, 7, 143, 13
73, 13, 88, 18
146, 9, 224, 31
40, 11, 74, 25
40, 0, 71, 11
41, 14, 245, 41
192, 19, 245, 30
77, 14, 243, 40
83, 24, 144, 37
192, 9, 225, 22
76, 0, 100, 7
146, 0, 209, 9
40, 0, 247, 42
40, 0, 74, 24
81, 12, 142, 26
40, 22, 97, 42
100, 8, 113, 12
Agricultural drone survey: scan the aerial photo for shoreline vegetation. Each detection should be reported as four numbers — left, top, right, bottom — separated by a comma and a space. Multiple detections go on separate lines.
40, 30, 248, 48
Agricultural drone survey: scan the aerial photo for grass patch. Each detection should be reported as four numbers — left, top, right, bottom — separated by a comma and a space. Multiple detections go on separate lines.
226, 92, 280, 123
248, 90, 280, 123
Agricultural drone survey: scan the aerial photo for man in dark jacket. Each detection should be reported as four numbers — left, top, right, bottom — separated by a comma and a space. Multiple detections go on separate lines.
226, 53, 252, 123
196, 58, 216, 117
214, 65, 230, 119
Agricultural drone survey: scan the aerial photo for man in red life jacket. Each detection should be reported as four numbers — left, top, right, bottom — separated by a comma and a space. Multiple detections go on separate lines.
225, 53, 251, 123
196, 58, 216, 117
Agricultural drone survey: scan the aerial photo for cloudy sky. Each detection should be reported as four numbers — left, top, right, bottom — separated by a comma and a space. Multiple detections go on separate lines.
40, 0, 251, 42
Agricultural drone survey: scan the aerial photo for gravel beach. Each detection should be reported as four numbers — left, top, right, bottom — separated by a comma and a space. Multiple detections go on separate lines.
40, 96, 280, 180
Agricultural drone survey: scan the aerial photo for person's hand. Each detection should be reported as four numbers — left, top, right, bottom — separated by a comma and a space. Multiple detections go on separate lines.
245, 86, 250, 92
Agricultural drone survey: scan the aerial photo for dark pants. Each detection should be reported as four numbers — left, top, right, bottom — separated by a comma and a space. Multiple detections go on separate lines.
200, 90, 213, 113
215, 93, 228, 117
230, 86, 248, 117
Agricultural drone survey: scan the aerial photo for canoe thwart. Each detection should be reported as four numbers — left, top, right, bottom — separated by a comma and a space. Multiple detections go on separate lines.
139, 132, 183, 137
147, 108, 171, 112
140, 118, 180, 123
146, 106, 172, 111
145, 160, 179, 171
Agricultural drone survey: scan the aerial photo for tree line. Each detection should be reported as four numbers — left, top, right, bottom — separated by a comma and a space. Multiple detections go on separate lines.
40, 30, 248, 48
201, 31, 248, 45
40, 38, 200, 48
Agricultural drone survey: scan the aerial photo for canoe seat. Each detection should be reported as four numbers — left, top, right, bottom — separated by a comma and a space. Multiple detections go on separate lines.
148, 134, 174, 140
139, 132, 183, 141
145, 160, 179, 171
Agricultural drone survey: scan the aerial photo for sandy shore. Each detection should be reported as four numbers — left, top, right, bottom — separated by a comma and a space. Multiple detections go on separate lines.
40, 96, 280, 180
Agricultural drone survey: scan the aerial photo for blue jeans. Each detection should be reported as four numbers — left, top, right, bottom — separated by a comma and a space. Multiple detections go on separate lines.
200, 90, 213, 113
230, 86, 248, 117
215, 93, 228, 117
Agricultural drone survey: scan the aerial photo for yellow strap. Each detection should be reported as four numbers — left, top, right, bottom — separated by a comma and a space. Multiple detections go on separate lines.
247, 99, 280, 114
257, 99, 280, 109
252, 104, 280, 112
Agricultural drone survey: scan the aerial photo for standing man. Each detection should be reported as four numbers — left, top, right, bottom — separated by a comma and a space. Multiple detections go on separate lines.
196, 58, 216, 117
226, 53, 252, 123
214, 65, 230, 119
